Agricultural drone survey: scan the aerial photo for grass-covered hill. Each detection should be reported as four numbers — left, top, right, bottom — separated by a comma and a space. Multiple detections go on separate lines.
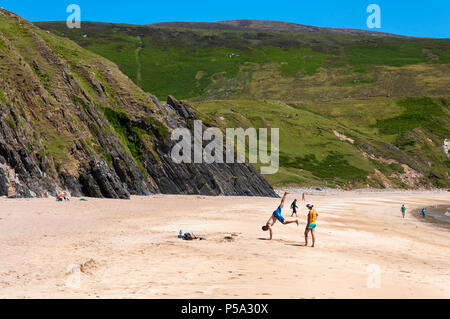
35, 21, 450, 100
0, 10, 276, 198
35, 20, 450, 189
151, 19, 404, 37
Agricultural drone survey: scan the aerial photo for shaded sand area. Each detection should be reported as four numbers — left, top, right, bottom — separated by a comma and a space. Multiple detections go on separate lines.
0, 191, 449, 299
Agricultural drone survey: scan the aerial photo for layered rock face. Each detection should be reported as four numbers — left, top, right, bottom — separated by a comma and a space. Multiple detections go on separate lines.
147, 94, 276, 196
0, 9, 277, 198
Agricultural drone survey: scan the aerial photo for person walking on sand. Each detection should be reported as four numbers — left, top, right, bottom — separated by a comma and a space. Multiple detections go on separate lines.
421, 208, 426, 218
262, 192, 299, 240
302, 192, 306, 201
290, 199, 299, 217
401, 204, 406, 219
304, 203, 318, 247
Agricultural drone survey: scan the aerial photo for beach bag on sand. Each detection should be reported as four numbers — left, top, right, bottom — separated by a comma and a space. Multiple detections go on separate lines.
183, 233, 197, 240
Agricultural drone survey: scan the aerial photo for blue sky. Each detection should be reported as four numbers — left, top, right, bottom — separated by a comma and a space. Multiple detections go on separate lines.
1, 0, 449, 38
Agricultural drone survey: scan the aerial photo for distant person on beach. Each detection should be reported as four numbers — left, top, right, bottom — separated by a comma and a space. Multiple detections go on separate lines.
57, 191, 70, 202
63, 192, 70, 201
290, 199, 298, 217
421, 208, 426, 218
304, 203, 319, 247
262, 192, 299, 240
401, 204, 406, 219
302, 193, 306, 201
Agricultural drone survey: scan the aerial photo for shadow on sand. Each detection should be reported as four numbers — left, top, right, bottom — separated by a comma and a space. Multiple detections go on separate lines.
258, 238, 304, 247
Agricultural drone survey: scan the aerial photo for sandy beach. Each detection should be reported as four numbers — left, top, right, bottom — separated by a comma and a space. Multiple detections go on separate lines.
0, 191, 449, 299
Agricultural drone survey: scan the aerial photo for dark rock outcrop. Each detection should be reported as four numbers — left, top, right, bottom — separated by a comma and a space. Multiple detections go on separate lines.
144, 94, 277, 197
0, 93, 277, 198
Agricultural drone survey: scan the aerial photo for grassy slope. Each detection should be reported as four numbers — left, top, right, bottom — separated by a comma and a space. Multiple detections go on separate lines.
0, 12, 162, 181
36, 22, 450, 100
193, 98, 449, 188
35, 22, 450, 188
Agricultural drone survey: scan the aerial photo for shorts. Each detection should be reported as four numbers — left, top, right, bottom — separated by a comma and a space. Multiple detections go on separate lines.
307, 224, 317, 230
273, 206, 285, 223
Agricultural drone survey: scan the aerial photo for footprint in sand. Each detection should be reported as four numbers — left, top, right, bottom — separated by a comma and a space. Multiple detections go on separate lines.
80, 259, 98, 275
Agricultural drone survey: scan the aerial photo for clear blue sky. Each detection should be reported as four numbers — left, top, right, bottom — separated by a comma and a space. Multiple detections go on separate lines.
1, 0, 449, 38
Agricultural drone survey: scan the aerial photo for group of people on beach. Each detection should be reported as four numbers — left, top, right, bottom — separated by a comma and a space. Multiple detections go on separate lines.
57, 191, 70, 202
401, 204, 426, 219
262, 195, 427, 247
262, 192, 318, 247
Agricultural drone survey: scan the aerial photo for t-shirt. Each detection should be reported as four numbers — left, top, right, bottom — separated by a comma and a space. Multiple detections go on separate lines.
310, 209, 317, 224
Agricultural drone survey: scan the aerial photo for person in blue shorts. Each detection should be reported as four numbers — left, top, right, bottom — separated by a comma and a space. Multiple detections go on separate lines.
421, 208, 426, 218
305, 203, 319, 247
262, 192, 299, 240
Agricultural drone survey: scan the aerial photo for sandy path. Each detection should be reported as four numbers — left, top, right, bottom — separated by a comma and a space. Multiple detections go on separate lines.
0, 191, 449, 299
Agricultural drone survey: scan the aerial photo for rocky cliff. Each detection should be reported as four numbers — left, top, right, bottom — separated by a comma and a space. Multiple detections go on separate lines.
0, 9, 277, 198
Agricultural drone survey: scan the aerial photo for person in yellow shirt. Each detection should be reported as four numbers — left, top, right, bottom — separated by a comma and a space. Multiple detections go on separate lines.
305, 203, 319, 247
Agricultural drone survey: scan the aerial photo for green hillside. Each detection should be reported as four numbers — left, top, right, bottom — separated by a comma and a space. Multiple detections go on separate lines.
0, 10, 278, 198
35, 22, 450, 101
35, 21, 450, 189
193, 97, 449, 188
